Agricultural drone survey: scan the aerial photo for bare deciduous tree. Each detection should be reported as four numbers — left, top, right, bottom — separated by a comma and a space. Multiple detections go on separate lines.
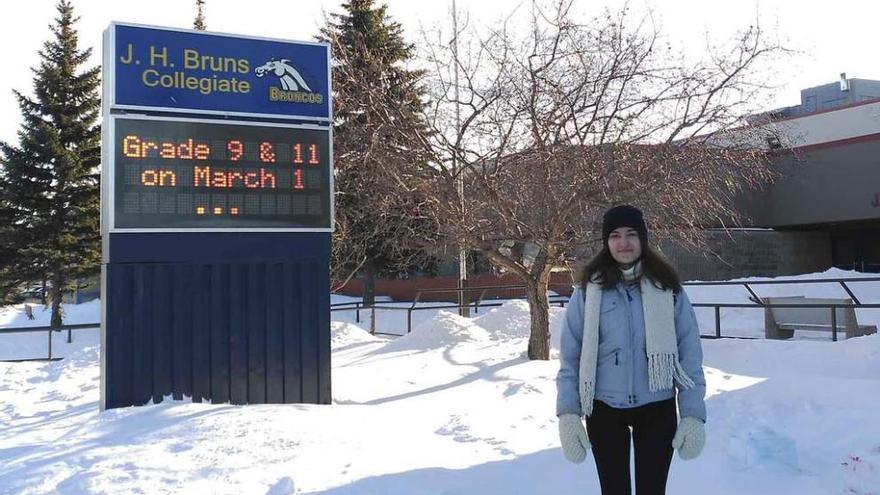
194, 0, 206, 31
416, 1, 789, 359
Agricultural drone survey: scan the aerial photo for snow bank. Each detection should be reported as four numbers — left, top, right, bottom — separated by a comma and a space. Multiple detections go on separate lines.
330, 321, 382, 351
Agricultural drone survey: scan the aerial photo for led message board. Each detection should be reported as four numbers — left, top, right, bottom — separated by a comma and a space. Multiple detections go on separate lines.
112, 117, 331, 230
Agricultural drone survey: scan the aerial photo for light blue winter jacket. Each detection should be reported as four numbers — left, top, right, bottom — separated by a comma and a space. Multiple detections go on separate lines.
556, 281, 707, 422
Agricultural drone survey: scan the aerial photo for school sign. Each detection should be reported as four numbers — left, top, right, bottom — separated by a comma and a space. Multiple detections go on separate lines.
109, 23, 330, 120
101, 23, 333, 410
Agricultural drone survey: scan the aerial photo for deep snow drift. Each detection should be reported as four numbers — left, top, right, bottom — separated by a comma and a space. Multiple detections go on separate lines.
0, 270, 878, 494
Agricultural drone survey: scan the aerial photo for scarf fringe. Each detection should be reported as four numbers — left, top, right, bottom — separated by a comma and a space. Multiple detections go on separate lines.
674, 359, 696, 389
582, 380, 595, 417
648, 353, 696, 391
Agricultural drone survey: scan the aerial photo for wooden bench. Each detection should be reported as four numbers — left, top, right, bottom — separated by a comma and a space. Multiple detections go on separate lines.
763, 296, 878, 340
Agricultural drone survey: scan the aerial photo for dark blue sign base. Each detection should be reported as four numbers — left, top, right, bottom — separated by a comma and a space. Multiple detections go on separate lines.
102, 233, 330, 409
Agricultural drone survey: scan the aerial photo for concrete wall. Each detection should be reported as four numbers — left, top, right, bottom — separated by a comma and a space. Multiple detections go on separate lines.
659, 229, 832, 281
738, 136, 880, 228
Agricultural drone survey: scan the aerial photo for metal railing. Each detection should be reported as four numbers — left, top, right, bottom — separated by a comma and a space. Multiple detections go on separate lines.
332, 277, 880, 340
3, 277, 873, 359
684, 276, 880, 341
411, 284, 573, 311
331, 283, 572, 335
330, 301, 368, 322
0, 323, 99, 361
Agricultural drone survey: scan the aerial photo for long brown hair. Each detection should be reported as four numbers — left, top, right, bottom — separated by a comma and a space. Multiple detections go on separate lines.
580, 245, 682, 292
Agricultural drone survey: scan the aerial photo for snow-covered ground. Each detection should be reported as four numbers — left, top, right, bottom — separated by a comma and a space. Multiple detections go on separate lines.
0, 270, 878, 494
0, 299, 100, 360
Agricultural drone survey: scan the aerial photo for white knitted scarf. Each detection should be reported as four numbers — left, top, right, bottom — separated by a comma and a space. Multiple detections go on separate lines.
578, 268, 695, 417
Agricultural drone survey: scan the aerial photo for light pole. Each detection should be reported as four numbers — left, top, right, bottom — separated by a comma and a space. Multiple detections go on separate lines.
452, 0, 469, 317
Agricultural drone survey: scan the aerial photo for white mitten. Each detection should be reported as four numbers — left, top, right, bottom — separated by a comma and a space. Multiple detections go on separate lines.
672, 417, 705, 460
558, 414, 590, 463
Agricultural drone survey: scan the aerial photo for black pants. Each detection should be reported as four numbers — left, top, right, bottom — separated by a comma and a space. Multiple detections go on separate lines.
586, 398, 677, 495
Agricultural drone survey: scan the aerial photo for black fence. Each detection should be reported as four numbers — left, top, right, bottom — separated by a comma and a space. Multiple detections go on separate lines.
330, 284, 571, 335
331, 277, 880, 340
3, 277, 877, 362
0, 323, 99, 361
685, 276, 880, 341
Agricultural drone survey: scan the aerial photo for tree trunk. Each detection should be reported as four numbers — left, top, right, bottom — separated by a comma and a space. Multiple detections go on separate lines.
363, 260, 376, 308
458, 254, 470, 318
49, 278, 63, 328
525, 279, 551, 360
481, 248, 554, 360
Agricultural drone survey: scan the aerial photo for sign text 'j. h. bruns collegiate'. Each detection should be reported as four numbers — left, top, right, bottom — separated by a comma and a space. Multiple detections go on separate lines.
109, 23, 330, 121
101, 23, 332, 411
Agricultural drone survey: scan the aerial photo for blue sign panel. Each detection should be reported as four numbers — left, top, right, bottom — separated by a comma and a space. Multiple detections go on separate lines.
110, 23, 330, 121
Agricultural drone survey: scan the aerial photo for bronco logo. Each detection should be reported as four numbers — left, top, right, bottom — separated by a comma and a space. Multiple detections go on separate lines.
255, 58, 323, 104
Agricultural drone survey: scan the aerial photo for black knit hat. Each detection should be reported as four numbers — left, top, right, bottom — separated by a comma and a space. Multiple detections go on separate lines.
602, 204, 648, 246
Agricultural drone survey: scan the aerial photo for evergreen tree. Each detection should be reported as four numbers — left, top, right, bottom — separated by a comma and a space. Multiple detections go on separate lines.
321, 0, 441, 305
0, 191, 21, 304
0, 0, 101, 324
194, 0, 207, 31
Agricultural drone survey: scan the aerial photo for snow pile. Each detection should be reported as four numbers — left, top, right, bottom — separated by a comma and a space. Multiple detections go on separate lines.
0, 270, 879, 494
473, 300, 567, 351
385, 310, 492, 350
473, 299, 533, 340
330, 321, 382, 351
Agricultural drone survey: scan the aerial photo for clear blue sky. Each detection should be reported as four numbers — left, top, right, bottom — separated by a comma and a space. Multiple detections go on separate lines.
1, 0, 878, 144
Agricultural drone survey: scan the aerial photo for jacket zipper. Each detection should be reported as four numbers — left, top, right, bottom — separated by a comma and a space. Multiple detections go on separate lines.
624, 285, 636, 405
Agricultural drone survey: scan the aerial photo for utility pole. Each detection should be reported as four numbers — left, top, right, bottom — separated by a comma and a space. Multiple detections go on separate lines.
452, 0, 469, 317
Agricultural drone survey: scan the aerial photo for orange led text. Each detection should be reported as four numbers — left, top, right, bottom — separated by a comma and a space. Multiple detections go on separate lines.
193, 166, 276, 189
140, 169, 177, 186
123, 135, 210, 160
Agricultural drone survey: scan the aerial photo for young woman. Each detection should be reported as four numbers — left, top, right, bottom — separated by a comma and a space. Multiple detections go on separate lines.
556, 204, 706, 495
